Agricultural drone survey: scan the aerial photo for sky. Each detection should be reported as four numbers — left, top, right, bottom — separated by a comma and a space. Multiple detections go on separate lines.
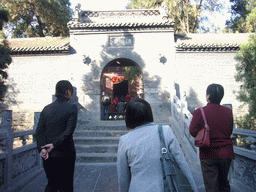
70, 0, 128, 11
69, 0, 232, 32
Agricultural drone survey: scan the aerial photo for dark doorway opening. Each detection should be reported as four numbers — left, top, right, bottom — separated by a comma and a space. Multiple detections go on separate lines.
101, 58, 143, 120
113, 80, 128, 98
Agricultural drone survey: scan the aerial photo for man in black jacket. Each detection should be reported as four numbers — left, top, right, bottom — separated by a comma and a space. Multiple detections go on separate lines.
36, 80, 78, 192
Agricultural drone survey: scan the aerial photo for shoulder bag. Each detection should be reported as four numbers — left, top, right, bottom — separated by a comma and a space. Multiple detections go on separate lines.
158, 125, 193, 192
194, 107, 210, 147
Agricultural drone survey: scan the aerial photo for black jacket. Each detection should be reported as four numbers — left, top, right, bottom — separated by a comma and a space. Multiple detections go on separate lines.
36, 97, 78, 158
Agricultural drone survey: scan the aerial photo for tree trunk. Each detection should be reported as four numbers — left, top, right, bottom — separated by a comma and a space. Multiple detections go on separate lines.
36, 15, 45, 37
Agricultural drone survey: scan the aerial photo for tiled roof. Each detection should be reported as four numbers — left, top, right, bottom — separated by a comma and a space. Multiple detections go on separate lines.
8, 37, 69, 55
176, 33, 253, 52
5, 33, 253, 55
67, 20, 174, 29
68, 9, 174, 30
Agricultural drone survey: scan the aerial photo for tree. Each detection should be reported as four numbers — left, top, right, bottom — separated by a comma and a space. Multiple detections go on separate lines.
0, 9, 12, 102
127, 0, 224, 33
226, 0, 256, 33
234, 33, 256, 130
0, 0, 73, 38
125, 66, 141, 86
0, 10, 8, 30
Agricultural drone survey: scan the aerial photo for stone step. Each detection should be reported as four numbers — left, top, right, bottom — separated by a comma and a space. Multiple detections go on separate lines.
75, 144, 118, 153
76, 125, 127, 131
73, 130, 128, 137
76, 153, 117, 163
74, 124, 127, 163
74, 137, 120, 145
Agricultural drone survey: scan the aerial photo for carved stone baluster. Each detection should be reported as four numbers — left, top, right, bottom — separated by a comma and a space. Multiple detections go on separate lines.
1, 110, 13, 188
246, 136, 256, 151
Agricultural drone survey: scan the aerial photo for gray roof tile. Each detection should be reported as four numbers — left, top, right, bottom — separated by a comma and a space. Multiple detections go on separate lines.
8, 37, 69, 55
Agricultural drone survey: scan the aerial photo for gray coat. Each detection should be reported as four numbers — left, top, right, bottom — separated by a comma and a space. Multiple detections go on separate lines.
117, 122, 198, 192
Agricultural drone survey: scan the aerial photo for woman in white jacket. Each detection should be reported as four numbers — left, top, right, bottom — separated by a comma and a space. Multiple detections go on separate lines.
117, 98, 198, 192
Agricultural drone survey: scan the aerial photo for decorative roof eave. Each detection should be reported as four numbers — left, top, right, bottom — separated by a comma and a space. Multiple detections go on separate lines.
176, 43, 241, 52
67, 20, 175, 30
174, 33, 253, 52
69, 5, 174, 31
10, 45, 69, 56
8, 37, 70, 56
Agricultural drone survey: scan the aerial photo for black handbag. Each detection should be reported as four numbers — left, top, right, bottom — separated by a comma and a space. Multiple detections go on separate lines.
158, 125, 193, 192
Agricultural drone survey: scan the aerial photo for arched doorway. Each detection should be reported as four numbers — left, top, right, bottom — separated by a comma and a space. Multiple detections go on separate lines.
100, 58, 143, 120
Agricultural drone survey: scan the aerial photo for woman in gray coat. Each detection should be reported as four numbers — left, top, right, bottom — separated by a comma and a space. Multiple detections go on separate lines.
117, 98, 198, 192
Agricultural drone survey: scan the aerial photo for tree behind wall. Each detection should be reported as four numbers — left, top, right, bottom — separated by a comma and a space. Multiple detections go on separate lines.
1, 0, 73, 38
235, 33, 256, 130
127, 0, 224, 33
225, 0, 256, 33
0, 10, 12, 103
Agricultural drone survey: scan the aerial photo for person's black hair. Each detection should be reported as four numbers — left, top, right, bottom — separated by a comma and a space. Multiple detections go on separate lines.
125, 98, 153, 129
206, 84, 224, 104
55, 80, 73, 99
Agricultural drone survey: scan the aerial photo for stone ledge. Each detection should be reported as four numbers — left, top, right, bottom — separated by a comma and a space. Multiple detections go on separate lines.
234, 146, 256, 160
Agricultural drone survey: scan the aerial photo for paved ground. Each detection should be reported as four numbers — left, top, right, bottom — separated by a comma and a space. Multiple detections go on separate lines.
21, 162, 242, 192
21, 162, 205, 192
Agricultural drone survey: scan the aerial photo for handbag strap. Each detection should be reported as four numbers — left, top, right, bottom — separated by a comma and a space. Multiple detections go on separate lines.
200, 107, 210, 130
158, 125, 180, 192
158, 125, 174, 161
158, 125, 167, 153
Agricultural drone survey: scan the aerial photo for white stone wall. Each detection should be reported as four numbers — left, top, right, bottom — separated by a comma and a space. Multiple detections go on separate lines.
5, 29, 175, 123
70, 30, 176, 123
6, 54, 90, 112
175, 52, 247, 119
5, 47, 247, 124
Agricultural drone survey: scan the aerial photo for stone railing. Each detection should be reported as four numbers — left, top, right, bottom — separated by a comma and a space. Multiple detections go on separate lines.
171, 95, 197, 153
171, 94, 256, 191
0, 110, 42, 192
231, 128, 256, 191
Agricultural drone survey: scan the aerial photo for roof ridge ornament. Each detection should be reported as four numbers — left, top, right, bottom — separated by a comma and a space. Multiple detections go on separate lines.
74, 3, 81, 22
160, 2, 169, 20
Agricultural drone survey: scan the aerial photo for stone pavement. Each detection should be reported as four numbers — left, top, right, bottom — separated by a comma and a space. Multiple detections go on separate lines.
21, 162, 241, 192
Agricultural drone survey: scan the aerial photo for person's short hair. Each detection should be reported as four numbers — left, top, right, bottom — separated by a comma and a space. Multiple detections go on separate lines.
125, 98, 153, 129
55, 80, 73, 98
206, 84, 224, 104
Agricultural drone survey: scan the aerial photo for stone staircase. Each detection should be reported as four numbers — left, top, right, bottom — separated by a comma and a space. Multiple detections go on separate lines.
73, 121, 128, 163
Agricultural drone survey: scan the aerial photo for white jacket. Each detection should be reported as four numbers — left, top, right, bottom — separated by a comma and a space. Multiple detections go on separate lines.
117, 122, 198, 192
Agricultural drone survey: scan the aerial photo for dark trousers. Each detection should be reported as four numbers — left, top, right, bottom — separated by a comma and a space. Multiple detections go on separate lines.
43, 157, 75, 192
200, 159, 232, 192
101, 105, 109, 120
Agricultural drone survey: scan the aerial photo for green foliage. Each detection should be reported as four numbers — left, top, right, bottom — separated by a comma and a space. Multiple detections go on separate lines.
236, 135, 251, 149
125, 66, 141, 86
0, 10, 12, 101
127, 0, 224, 33
234, 33, 256, 129
0, 9, 8, 30
226, 0, 256, 32
1, 0, 73, 38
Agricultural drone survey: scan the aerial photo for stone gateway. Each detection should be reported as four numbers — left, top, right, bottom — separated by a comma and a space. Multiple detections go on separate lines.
5, 7, 253, 125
